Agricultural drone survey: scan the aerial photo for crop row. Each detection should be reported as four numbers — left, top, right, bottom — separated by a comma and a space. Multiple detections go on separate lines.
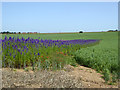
1, 36, 100, 70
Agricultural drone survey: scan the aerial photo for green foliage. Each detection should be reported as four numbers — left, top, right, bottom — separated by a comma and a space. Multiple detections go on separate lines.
2, 32, 118, 83
103, 69, 110, 83
74, 32, 118, 83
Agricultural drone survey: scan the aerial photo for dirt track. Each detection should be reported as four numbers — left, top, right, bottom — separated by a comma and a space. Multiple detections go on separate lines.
2, 65, 118, 88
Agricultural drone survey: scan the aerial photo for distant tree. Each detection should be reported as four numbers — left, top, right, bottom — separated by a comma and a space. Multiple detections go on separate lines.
2, 31, 5, 34
6, 31, 10, 34
18, 32, 21, 34
108, 30, 118, 32
10, 32, 13, 34
108, 30, 114, 32
79, 31, 83, 33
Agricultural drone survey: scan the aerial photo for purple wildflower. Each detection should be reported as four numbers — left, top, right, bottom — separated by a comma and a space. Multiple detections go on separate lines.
38, 53, 40, 55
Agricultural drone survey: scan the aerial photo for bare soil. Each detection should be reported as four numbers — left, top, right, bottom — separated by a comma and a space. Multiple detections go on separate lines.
2, 65, 118, 88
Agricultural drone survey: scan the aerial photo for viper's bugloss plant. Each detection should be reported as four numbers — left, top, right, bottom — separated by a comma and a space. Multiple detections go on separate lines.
1, 36, 100, 70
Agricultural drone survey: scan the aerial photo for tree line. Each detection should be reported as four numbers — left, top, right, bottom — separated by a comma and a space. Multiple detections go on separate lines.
107, 30, 118, 32
0, 31, 38, 34
0, 31, 17, 34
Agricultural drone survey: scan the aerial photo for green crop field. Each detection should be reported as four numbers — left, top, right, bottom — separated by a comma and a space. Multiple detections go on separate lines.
1, 32, 119, 84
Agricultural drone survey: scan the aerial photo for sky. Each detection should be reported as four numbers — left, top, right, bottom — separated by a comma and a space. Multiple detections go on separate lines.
2, 2, 118, 33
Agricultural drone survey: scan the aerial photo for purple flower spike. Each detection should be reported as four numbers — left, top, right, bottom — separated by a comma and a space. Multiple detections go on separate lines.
24, 46, 26, 49
9, 37, 12, 40
15, 45, 17, 48
18, 49, 20, 52
5, 36, 7, 40
13, 55, 16, 58
38, 53, 40, 55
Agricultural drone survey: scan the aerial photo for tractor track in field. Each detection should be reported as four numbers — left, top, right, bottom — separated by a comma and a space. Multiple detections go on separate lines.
2, 65, 118, 88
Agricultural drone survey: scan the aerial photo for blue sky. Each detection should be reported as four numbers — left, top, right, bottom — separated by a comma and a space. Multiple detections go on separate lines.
2, 2, 118, 33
